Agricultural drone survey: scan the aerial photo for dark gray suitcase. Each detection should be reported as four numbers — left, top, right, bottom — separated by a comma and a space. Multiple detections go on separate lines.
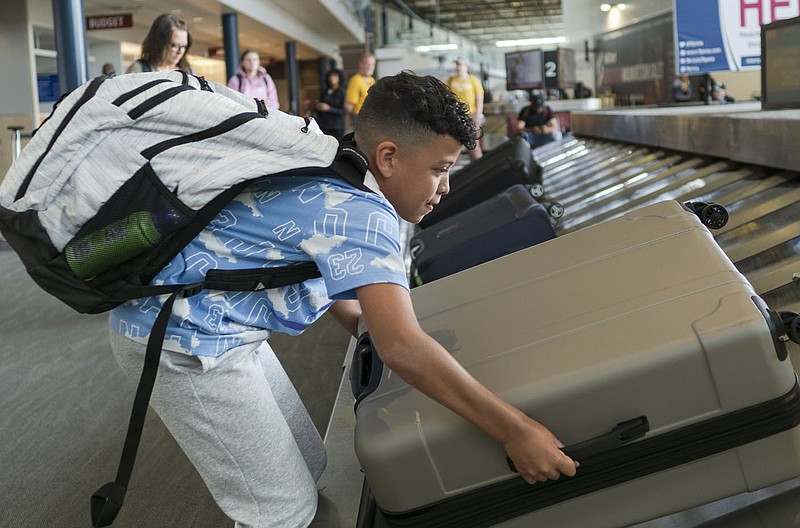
410, 184, 555, 287
352, 200, 800, 528
419, 136, 545, 229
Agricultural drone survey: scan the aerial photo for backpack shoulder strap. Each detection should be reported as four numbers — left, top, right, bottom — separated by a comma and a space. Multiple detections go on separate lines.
329, 133, 371, 192
237, 73, 243, 92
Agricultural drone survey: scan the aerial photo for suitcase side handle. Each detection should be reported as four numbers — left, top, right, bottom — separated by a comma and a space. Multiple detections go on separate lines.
507, 416, 649, 472
350, 332, 384, 407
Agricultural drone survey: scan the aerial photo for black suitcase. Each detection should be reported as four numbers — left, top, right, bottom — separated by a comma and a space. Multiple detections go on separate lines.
410, 185, 556, 287
419, 136, 544, 229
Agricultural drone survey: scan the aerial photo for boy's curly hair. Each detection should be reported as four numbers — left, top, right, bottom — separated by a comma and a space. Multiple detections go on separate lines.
355, 71, 479, 152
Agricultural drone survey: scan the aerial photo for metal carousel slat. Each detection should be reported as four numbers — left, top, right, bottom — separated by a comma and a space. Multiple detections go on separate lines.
712, 182, 800, 236
688, 169, 783, 206
560, 160, 731, 233
545, 146, 657, 198
541, 146, 624, 190
533, 137, 586, 166
736, 237, 800, 276
744, 248, 800, 295
556, 152, 676, 208
559, 157, 706, 231
670, 167, 752, 203
539, 142, 623, 183
717, 208, 800, 264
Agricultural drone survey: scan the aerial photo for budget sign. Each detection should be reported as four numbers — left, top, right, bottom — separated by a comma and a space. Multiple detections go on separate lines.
674, 0, 800, 74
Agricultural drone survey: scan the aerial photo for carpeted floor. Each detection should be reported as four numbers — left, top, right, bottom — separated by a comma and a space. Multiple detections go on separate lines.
0, 243, 351, 528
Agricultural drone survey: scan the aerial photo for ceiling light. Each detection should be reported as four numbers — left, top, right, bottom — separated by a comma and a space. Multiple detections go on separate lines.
495, 36, 567, 47
415, 43, 459, 52
601, 2, 627, 11
601, 3, 611, 11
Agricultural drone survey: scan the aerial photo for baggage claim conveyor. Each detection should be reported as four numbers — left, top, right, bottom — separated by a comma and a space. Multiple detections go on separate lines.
311, 103, 800, 528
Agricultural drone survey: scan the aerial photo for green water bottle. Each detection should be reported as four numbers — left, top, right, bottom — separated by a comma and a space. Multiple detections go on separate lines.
65, 211, 163, 280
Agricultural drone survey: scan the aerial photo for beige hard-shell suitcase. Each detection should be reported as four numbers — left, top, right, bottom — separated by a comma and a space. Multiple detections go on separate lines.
351, 200, 800, 528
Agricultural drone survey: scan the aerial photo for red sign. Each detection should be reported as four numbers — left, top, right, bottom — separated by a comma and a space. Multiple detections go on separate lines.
207, 47, 225, 59
86, 14, 133, 30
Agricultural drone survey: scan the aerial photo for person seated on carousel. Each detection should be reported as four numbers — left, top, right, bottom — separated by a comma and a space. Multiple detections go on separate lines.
516, 92, 562, 148
711, 81, 735, 103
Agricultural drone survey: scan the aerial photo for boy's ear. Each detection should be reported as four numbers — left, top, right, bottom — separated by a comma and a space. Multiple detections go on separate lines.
374, 141, 398, 178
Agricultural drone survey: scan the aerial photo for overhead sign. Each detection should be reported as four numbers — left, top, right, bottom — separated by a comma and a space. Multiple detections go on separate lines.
544, 48, 577, 90
596, 13, 674, 105
37, 74, 60, 102
86, 14, 133, 31
673, 0, 800, 74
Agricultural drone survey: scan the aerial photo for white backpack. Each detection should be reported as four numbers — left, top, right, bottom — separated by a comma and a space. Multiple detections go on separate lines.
0, 70, 370, 526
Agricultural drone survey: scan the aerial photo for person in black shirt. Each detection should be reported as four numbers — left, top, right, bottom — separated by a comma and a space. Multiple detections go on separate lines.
516, 92, 562, 148
315, 70, 346, 140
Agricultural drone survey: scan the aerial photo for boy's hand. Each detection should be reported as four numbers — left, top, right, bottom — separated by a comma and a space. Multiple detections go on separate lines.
504, 419, 579, 484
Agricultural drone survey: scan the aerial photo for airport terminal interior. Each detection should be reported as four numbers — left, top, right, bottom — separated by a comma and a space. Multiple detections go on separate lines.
2, 0, 800, 527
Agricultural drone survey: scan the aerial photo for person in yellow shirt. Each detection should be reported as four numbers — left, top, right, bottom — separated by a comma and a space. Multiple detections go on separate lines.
446, 57, 484, 160
345, 52, 376, 130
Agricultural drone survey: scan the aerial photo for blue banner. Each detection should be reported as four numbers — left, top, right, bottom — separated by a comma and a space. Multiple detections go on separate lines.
673, 0, 800, 74
37, 74, 60, 103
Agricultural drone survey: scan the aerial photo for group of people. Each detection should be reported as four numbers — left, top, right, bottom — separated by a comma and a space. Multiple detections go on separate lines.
674, 74, 736, 104
443, 57, 566, 152
119, 13, 378, 140
122, 14, 503, 153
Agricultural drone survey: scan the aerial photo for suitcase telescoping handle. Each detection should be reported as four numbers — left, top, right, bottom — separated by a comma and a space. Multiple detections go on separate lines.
507, 416, 649, 473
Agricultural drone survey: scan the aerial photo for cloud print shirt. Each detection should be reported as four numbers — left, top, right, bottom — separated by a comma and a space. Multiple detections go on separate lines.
109, 175, 408, 357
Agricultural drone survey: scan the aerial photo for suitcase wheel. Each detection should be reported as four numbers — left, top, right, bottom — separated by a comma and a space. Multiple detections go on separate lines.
529, 184, 545, 199
685, 201, 729, 230
780, 311, 800, 344
548, 203, 565, 219
699, 203, 729, 230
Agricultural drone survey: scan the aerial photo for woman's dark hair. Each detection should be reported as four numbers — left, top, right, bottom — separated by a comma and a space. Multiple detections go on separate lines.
325, 69, 343, 88
355, 71, 479, 151
140, 13, 192, 71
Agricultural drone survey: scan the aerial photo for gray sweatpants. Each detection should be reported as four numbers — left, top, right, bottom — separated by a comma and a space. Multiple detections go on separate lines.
109, 331, 327, 528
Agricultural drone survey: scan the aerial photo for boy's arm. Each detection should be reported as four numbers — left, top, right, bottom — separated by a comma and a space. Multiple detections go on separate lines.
328, 299, 362, 338
355, 282, 579, 484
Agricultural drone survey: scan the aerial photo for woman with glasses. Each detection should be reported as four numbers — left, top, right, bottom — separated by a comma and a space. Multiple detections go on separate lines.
127, 13, 192, 74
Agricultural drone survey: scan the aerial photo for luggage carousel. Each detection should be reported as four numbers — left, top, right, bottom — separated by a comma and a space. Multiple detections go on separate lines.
533, 130, 800, 366
313, 104, 800, 528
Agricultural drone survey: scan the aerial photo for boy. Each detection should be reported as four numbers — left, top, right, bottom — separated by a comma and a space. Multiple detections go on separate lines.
109, 71, 578, 528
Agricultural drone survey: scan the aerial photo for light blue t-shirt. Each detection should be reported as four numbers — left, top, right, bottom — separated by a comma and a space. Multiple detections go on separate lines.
109, 174, 408, 356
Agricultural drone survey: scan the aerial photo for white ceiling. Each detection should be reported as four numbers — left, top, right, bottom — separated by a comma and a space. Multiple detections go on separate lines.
73, 0, 676, 65
81, 0, 365, 62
